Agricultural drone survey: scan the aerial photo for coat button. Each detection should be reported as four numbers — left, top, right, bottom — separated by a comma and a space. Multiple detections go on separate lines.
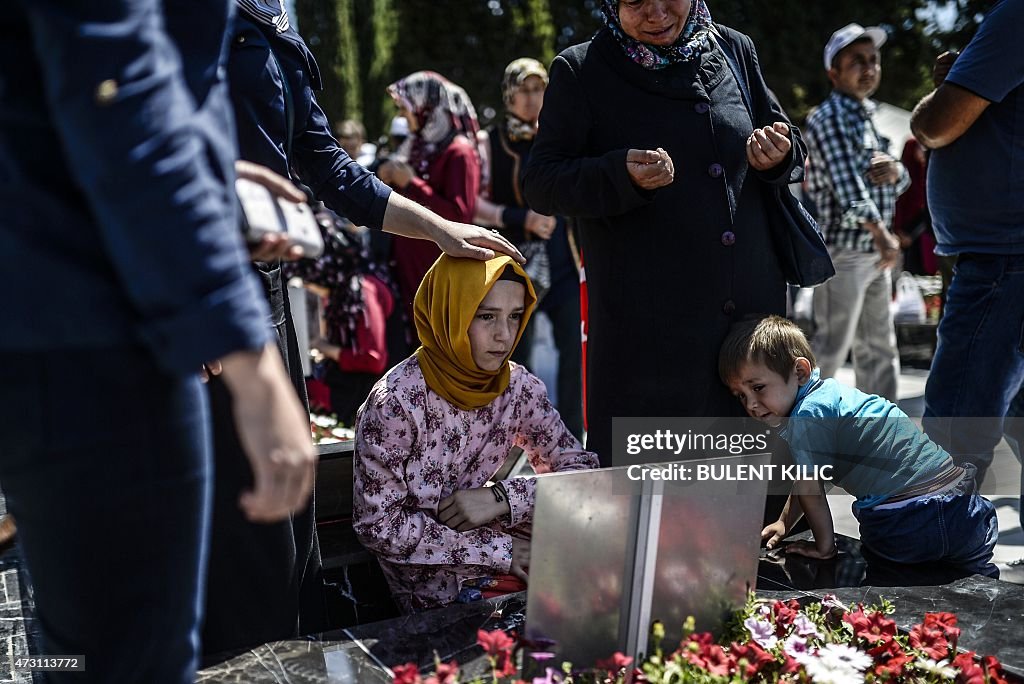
236, 34, 247, 44
695, 102, 710, 114
708, 163, 724, 178
723, 299, 736, 315
94, 79, 118, 105
721, 231, 736, 246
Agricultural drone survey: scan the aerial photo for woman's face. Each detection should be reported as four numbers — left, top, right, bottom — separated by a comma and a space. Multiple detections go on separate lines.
398, 106, 420, 133
508, 75, 546, 124
468, 280, 526, 371
618, 0, 692, 46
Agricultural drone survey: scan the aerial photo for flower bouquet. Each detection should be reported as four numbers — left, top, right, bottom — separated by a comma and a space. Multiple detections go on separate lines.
396, 593, 1012, 683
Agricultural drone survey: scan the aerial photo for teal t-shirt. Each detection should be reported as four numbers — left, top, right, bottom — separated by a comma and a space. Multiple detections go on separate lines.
779, 370, 952, 509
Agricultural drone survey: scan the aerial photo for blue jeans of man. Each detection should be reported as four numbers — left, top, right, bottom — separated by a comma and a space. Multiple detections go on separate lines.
0, 347, 211, 684
923, 253, 1024, 532
854, 465, 999, 577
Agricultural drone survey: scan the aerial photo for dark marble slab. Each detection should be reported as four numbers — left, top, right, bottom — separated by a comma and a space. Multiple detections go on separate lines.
196, 640, 392, 684
196, 594, 526, 683
337, 592, 527, 676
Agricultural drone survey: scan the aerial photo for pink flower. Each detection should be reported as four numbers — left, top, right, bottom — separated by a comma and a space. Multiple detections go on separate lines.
422, 661, 458, 684
477, 628, 515, 655
743, 616, 779, 649
392, 663, 422, 684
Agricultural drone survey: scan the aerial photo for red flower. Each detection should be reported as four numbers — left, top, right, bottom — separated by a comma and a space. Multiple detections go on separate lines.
953, 651, 985, 684
596, 652, 634, 672
772, 599, 800, 634
392, 663, 422, 684
477, 629, 515, 656
780, 653, 802, 676
867, 637, 906, 659
845, 607, 897, 645
924, 612, 962, 645
700, 644, 735, 677
868, 643, 917, 679
909, 622, 950, 660
982, 655, 1009, 684
422, 660, 458, 684
730, 641, 775, 678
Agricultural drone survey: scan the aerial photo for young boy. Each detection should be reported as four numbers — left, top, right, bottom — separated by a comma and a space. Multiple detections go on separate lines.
719, 315, 998, 577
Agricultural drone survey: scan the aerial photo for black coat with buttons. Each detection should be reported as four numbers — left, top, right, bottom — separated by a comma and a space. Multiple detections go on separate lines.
523, 25, 805, 464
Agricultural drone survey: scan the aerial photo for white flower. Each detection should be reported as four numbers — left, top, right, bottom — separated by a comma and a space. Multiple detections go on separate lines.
743, 616, 779, 650
816, 644, 873, 673
793, 613, 824, 639
783, 634, 809, 658
915, 658, 957, 679
801, 659, 865, 684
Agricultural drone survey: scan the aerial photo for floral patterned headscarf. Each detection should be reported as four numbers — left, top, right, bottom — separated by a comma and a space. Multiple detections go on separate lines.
387, 71, 482, 175
600, 0, 714, 70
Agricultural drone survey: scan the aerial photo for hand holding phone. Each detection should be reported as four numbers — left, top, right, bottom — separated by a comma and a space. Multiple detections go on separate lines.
236, 177, 324, 259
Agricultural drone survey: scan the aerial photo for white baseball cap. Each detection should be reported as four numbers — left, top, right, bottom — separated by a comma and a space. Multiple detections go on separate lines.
823, 23, 887, 71
389, 115, 410, 137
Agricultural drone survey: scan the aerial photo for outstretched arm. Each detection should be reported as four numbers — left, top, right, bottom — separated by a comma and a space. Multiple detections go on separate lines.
785, 479, 837, 559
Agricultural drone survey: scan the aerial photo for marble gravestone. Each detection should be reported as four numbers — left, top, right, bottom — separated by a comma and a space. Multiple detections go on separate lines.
524, 455, 771, 665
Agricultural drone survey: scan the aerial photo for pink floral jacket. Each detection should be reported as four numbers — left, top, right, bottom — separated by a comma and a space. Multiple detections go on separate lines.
353, 356, 598, 612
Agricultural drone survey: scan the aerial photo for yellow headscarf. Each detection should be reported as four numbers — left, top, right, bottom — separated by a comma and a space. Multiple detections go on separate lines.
414, 255, 537, 410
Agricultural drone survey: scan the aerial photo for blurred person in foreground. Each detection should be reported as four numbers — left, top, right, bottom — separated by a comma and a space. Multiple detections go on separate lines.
911, 0, 1024, 567
0, 2, 315, 682
202, 0, 525, 656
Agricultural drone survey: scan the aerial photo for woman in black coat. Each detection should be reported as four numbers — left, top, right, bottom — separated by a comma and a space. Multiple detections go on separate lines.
523, 0, 805, 464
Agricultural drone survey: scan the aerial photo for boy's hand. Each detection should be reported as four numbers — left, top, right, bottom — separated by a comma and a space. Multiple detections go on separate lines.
784, 539, 838, 560
761, 520, 788, 549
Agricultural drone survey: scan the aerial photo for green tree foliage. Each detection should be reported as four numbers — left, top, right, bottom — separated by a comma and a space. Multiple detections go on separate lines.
295, 0, 990, 144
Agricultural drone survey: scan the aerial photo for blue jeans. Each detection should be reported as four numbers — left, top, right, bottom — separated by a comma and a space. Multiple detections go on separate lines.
923, 253, 1024, 532
0, 348, 211, 683
854, 465, 999, 578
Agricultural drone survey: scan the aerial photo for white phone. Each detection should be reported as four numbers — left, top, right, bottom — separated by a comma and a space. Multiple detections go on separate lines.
236, 177, 324, 259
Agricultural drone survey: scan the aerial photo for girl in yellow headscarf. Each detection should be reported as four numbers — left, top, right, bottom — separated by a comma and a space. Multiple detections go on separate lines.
353, 254, 598, 613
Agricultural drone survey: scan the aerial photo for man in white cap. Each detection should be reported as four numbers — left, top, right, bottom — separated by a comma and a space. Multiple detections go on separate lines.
804, 22, 910, 402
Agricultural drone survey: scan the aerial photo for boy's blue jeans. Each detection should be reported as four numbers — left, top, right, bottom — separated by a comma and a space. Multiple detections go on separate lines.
854, 465, 999, 578
923, 253, 1024, 533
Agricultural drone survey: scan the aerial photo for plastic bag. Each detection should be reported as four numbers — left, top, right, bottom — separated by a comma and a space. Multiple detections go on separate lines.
893, 272, 926, 324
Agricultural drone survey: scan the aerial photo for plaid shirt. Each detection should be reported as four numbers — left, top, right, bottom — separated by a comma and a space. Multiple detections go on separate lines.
805, 91, 910, 252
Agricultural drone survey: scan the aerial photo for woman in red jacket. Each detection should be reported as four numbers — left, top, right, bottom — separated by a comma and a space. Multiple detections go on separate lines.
377, 71, 484, 322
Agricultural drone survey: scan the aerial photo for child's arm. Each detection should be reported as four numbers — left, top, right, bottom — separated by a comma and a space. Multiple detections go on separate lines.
785, 479, 838, 559
761, 492, 805, 549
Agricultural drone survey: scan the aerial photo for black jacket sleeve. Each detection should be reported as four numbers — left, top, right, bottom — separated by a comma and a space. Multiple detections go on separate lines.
522, 51, 655, 219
